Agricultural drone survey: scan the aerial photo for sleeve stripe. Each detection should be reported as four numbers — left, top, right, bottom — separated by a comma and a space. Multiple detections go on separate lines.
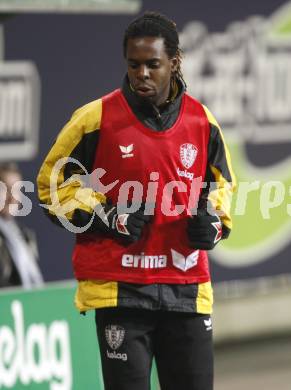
202, 104, 237, 190
37, 99, 105, 220
209, 164, 233, 229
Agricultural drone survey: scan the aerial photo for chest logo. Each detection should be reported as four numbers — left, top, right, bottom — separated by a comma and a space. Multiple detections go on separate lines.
120, 144, 134, 158
180, 143, 198, 169
171, 249, 199, 272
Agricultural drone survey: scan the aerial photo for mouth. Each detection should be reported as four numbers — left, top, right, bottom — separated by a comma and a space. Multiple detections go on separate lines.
135, 85, 155, 98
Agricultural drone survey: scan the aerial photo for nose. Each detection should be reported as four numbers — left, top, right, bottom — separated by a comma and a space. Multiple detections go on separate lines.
137, 64, 150, 80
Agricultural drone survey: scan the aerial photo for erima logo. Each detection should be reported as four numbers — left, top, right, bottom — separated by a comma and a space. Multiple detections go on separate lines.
204, 318, 212, 331
171, 249, 199, 271
119, 144, 134, 158
177, 167, 194, 181
122, 253, 167, 269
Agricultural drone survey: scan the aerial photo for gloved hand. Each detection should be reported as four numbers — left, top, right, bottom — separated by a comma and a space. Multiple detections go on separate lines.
187, 209, 222, 250
95, 202, 151, 243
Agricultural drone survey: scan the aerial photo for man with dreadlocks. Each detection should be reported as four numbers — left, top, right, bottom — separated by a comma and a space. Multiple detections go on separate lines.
37, 11, 235, 390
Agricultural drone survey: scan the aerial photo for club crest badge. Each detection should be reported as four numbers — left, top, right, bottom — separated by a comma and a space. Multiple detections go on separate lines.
180, 143, 198, 169
105, 325, 125, 350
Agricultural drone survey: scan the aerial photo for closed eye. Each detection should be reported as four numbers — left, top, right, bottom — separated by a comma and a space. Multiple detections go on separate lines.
128, 61, 139, 69
147, 61, 160, 69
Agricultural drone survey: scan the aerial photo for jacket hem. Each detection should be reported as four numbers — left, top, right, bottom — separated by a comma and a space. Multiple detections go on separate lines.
75, 272, 210, 285
76, 297, 212, 314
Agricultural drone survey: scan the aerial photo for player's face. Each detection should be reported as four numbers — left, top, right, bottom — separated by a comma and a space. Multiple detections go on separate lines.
126, 36, 178, 107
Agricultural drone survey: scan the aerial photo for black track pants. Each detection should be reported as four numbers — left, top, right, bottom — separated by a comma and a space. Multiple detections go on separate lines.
95, 308, 213, 390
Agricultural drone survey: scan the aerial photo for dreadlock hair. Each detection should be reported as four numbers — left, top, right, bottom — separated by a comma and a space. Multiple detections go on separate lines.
123, 11, 186, 86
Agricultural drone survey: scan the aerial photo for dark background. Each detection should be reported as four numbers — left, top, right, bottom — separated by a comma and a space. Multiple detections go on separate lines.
1, 0, 289, 282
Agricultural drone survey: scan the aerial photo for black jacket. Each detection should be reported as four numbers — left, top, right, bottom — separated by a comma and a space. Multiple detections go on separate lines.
122, 75, 185, 131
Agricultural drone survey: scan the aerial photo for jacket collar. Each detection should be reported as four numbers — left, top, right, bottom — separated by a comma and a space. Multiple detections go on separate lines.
121, 75, 186, 120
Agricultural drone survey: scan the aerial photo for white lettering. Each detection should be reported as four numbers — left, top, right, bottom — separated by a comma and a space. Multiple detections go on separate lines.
117, 181, 143, 214
121, 254, 133, 267
122, 254, 167, 269
0, 326, 17, 387
161, 181, 187, 217
48, 321, 72, 390
260, 181, 285, 219
106, 350, 127, 361
177, 167, 194, 181
0, 181, 7, 211
145, 172, 159, 215
0, 301, 72, 390
158, 255, 167, 268
25, 324, 50, 382
9, 181, 34, 217
234, 181, 261, 215
187, 176, 205, 214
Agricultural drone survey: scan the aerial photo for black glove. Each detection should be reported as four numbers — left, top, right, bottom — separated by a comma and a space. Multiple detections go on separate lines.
187, 209, 222, 250
95, 202, 151, 243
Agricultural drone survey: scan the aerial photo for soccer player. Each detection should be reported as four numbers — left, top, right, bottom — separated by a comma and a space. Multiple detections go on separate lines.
37, 11, 236, 390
